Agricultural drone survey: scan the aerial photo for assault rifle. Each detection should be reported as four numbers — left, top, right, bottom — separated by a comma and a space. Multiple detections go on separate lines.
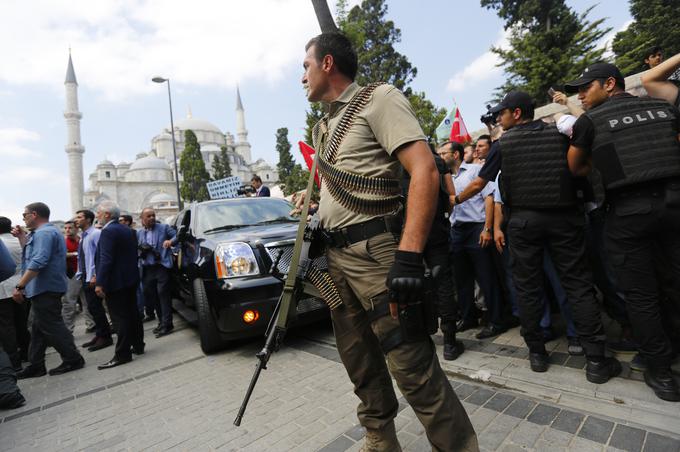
233, 0, 341, 426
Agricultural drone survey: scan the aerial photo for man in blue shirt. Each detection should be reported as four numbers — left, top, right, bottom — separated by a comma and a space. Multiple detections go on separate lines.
75, 209, 113, 352
138, 208, 177, 337
446, 141, 505, 340
12, 202, 84, 379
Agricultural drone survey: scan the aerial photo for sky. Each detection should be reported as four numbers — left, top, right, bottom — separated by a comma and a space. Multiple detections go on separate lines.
0, 0, 633, 224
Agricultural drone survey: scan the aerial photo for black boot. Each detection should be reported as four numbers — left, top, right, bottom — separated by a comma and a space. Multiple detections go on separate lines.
0, 390, 26, 409
586, 356, 621, 384
443, 332, 464, 361
644, 367, 680, 402
529, 352, 549, 372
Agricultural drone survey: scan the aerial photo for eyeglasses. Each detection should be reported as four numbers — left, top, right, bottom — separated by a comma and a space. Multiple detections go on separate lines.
21, 212, 33, 218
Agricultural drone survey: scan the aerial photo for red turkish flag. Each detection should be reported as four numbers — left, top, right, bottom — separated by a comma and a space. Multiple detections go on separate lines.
298, 141, 320, 188
450, 108, 472, 144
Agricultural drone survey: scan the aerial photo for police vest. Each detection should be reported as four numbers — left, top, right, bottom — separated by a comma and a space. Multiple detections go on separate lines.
499, 122, 576, 208
586, 94, 680, 191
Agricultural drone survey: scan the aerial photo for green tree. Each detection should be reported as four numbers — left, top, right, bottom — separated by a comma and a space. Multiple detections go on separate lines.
179, 129, 210, 202
283, 164, 312, 196
612, 0, 680, 76
304, 0, 443, 147
276, 127, 296, 181
407, 92, 447, 148
211, 145, 232, 180
482, 0, 611, 104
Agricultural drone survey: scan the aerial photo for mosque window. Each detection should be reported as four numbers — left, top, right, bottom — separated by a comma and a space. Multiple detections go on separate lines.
105, 171, 111, 179
266, 174, 270, 180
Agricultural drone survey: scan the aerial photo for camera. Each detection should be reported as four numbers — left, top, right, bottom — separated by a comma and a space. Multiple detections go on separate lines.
138, 243, 161, 261
480, 104, 498, 126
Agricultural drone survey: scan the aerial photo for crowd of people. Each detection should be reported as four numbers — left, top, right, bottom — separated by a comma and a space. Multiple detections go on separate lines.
428, 47, 680, 405
0, 200, 179, 410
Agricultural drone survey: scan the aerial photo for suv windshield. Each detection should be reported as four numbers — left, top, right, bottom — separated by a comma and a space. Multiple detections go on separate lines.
197, 198, 298, 235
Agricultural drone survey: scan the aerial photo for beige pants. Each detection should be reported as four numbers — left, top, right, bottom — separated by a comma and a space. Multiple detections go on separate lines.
327, 232, 478, 452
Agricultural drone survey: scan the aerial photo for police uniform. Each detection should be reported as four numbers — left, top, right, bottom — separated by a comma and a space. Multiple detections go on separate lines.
567, 69, 680, 400
313, 82, 477, 450
478, 92, 613, 378
404, 153, 460, 352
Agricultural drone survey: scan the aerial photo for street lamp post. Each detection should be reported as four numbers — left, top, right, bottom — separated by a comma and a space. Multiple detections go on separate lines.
152, 76, 184, 210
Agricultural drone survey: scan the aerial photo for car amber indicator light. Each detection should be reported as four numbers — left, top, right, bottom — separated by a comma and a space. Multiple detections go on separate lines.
215, 253, 227, 279
243, 310, 259, 324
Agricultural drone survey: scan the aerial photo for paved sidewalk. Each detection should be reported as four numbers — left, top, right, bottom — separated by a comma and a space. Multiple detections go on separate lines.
1, 315, 679, 451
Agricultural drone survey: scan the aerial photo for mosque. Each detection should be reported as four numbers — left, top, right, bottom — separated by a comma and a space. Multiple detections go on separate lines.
63, 53, 279, 221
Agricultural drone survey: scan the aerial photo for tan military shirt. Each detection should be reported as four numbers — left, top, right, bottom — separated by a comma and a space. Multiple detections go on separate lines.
313, 82, 426, 230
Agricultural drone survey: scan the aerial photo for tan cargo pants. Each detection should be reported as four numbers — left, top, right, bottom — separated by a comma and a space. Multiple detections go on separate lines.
326, 232, 479, 452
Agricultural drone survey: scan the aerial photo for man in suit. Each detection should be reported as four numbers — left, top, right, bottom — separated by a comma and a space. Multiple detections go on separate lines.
137, 208, 177, 337
251, 175, 270, 197
95, 201, 144, 369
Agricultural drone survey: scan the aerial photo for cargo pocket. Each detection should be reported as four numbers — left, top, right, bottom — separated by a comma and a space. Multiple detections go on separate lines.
507, 217, 528, 231
665, 180, 680, 207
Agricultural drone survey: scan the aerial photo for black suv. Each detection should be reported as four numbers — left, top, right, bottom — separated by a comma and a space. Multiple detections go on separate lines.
171, 197, 328, 354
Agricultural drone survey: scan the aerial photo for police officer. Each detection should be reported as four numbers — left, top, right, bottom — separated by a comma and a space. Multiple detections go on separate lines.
452, 91, 620, 383
303, 32, 478, 451
406, 145, 464, 361
565, 62, 680, 402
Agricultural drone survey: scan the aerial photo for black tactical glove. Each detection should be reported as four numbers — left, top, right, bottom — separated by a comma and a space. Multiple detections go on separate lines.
386, 250, 425, 304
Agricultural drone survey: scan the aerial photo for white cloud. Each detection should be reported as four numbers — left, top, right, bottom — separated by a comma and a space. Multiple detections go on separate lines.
599, 20, 634, 59
0, 0, 327, 102
0, 127, 41, 157
446, 29, 510, 93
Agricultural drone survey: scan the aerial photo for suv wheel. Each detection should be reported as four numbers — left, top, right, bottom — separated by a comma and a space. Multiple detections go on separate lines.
193, 278, 228, 354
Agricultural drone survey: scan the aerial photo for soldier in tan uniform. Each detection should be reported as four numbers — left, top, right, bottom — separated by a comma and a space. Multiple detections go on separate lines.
303, 32, 478, 452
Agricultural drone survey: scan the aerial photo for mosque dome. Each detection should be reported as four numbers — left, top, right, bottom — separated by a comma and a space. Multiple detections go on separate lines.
98, 159, 115, 167
129, 155, 171, 171
174, 117, 222, 134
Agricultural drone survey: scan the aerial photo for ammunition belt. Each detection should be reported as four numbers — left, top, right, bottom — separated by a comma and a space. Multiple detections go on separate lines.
315, 82, 402, 215
306, 265, 343, 310
323, 178, 403, 216
317, 155, 399, 195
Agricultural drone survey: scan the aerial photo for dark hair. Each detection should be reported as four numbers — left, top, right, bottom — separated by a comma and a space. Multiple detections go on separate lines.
305, 32, 358, 81
119, 214, 133, 225
518, 105, 535, 121
64, 220, 75, 226
477, 135, 491, 146
76, 209, 95, 224
0, 216, 11, 234
594, 77, 626, 93
25, 202, 50, 219
251, 175, 262, 184
443, 141, 465, 160
645, 46, 662, 60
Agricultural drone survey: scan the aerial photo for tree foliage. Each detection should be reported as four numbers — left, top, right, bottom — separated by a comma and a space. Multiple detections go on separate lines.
276, 127, 295, 181
303, 0, 443, 148
612, 0, 680, 76
211, 145, 232, 180
482, 0, 611, 105
179, 129, 210, 202
282, 164, 312, 196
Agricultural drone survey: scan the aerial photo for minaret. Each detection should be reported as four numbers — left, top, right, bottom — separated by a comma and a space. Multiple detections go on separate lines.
234, 86, 252, 163
64, 51, 85, 213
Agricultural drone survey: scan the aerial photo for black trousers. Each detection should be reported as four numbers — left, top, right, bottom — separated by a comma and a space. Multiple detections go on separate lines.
106, 285, 144, 361
451, 222, 504, 329
13, 301, 30, 360
507, 208, 605, 356
0, 347, 19, 396
0, 299, 19, 367
424, 222, 458, 333
142, 265, 173, 328
83, 283, 112, 339
28, 292, 81, 367
605, 189, 680, 368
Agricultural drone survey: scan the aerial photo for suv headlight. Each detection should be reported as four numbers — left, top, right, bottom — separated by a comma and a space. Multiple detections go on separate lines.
214, 242, 259, 278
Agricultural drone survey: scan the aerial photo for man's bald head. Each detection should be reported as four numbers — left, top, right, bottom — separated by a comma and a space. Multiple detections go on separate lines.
141, 208, 157, 228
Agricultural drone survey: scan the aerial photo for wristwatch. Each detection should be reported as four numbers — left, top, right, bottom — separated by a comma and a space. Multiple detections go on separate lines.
484, 227, 491, 233
15, 285, 24, 291
454, 195, 461, 204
